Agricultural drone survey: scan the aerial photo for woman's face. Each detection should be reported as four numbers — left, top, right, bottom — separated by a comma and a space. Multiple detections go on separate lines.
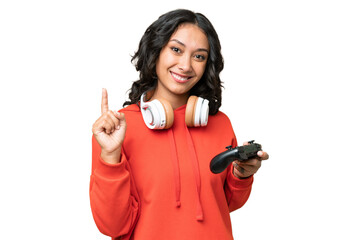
155, 23, 209, 99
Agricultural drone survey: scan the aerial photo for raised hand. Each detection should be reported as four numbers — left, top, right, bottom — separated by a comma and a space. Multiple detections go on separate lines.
92, 88, 127, 164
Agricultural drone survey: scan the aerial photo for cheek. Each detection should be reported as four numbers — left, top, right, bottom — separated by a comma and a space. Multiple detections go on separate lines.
195, 62, 207, 78
155, 59, 167, 78
156, 53, 176, 74
155, 60, 161, 77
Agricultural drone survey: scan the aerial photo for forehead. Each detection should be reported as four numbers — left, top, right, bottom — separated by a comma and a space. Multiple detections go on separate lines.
169, 23, 209, 50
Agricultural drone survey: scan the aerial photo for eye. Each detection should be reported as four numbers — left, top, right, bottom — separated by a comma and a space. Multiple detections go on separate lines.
195, 54, 206, 61
171, 47, 181, 53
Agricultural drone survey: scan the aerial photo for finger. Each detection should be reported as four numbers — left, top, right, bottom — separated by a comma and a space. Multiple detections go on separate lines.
233, 161, 241, 171
257, 151, 269, 160
114, 111, 127, 129
235, 158, 259, 167
93, 111, 118, 135
234, 160, 261, 173
233, 164, 245, 178
101, 88, 109, 114
108, 111, 121, 130
102, 118, 116, 134
245, 160, 261, 169
100, 111, 117, 134
113, 111, 125, 120
104, 111, 126, 132
93, 118, 113, 135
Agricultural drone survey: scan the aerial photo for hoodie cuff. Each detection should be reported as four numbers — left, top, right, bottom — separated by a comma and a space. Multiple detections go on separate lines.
95, 154, 128, 180
227, 165, 254, 189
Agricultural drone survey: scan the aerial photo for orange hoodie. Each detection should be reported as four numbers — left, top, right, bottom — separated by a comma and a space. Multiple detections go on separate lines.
90, 104, 253, 240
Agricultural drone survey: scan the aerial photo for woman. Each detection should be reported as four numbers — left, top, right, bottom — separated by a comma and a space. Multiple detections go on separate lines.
90, 9, 269, 240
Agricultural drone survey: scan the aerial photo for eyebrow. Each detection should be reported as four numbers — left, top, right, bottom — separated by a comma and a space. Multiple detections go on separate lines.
169, 39, 209, 53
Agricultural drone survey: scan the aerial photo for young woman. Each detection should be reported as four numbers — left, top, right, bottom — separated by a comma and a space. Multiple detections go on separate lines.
90, 9, 269, 240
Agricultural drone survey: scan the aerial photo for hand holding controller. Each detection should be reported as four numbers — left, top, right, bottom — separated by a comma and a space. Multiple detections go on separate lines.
210, 140, 262, 174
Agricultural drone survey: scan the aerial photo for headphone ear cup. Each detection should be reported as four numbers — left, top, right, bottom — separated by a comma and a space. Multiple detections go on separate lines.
141, 92, 171, 129
185, 96, 209, 127
199, 98, 209, 127
185, 96, 198, 127
193, 97, 209, 127
159, 99, 174, 129
143, 100, 165, 129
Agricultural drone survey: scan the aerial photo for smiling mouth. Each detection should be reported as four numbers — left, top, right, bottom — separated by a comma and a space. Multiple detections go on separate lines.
171, 72, 192, 83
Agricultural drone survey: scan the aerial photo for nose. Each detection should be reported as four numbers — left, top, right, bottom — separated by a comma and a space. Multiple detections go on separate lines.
177, 55, 192, 73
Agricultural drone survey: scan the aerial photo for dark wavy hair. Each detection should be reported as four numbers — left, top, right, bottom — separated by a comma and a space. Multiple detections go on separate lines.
123, 9, 224, 115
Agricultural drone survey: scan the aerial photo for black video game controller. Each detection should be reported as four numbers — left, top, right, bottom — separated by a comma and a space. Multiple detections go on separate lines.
210, 140, 262, 174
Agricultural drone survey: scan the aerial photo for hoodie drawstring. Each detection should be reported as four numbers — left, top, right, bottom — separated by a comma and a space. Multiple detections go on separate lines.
185, 125, 204, 221
167, 125, 204, 221
168, 129, 181, 208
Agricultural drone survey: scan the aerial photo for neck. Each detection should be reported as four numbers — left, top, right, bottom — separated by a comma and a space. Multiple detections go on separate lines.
151, 88, 189, 110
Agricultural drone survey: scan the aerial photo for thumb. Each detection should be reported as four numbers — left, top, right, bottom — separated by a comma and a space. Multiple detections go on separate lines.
114, 111, 127, 127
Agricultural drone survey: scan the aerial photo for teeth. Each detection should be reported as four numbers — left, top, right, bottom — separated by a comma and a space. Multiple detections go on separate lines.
172, 72, 188, 81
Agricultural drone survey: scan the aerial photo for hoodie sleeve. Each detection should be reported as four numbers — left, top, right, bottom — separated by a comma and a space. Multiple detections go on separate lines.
224, 137, 254, 212
90, 135, 140, 239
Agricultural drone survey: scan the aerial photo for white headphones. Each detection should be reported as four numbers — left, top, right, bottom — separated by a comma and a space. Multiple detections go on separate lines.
140, 91, 209, 129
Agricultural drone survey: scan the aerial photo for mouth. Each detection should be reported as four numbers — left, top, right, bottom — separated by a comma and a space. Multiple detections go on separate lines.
170, 71, 192, 83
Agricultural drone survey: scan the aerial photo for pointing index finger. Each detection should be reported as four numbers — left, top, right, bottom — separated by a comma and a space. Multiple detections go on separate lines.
101, 88, 109, 114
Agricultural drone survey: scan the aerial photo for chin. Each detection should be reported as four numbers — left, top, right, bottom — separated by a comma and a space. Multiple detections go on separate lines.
168, 85, 192, 96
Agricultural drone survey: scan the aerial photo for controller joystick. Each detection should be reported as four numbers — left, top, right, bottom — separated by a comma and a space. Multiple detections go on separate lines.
210, 140, 262, 174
